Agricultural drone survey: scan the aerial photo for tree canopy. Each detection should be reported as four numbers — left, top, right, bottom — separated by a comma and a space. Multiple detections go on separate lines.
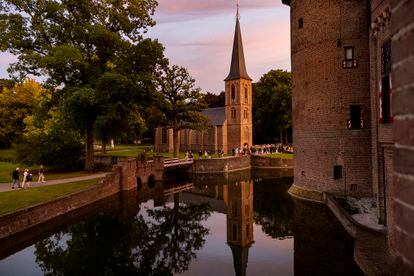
203, 91, 225, 108
0, 0, 165, 171
253, 69, 292, 144
154, 65, 209, 157
0, 79, 45, 148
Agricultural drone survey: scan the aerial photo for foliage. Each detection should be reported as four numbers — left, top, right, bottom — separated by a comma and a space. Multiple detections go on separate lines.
261, 153, 294, 159
0, 79, 46, 148
253, 70, 292, 144
0, 0, 165, 171
253, 177, 294, 239
34, 195, 212, 275
0, 179, 99, 215
203, 91, 225, 108
15, 130, 85, 171
154, 65, 209, 157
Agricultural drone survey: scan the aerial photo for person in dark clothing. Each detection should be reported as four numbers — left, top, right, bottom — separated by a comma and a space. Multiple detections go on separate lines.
11, 168, 20, 189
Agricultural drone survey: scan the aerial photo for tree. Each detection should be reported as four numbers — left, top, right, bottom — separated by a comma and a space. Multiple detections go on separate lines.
203, 91, 225, 108
0, 0, 164, 171
0, 79, 45, 148
253, 70, 292, 144
253, 177, 293, 239
34, 195, 212, 275
154, 65, 209, 157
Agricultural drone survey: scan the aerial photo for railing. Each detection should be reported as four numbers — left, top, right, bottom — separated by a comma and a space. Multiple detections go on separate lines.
164, 183, 194, 197
163, 158, 194, 168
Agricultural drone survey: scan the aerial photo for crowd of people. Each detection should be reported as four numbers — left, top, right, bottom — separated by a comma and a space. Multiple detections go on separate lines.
182, 144, 293, 160
11, 165, 46, 189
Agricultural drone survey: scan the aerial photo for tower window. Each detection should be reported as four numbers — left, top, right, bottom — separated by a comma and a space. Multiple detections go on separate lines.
231, 108, 236, 119
381, 76, 392, 124
380, 40, 393, 124
232, 202, 238, 217
348, 105, 362, 129
243, 109, 248, 119
244, 87, 248, 104
298, 18, 304, 29
343, 47, 357, 68
231, 84, 236, 102
333, 165, 342, 180
382, 40, 392, 76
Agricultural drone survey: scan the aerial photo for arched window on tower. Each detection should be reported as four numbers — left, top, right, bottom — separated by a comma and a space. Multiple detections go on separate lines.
243, 108, 248, 120
231, 108, 236, 119
231, 84, 236, 103
244, 87, 248, 104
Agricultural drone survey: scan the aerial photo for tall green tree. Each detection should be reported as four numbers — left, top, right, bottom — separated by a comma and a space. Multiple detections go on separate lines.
154, 65, 209, 157
253, 70, 292, 144
0, 0, 164, 171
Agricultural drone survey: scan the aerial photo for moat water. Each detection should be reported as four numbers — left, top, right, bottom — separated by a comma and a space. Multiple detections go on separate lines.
0, 170, 362, 275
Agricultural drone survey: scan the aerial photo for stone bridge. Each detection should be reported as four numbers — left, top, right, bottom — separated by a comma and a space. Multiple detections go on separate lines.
94, 155, 194, 191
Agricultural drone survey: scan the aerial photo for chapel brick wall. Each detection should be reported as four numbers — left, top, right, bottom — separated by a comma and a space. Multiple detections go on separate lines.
289, 0, 372, 197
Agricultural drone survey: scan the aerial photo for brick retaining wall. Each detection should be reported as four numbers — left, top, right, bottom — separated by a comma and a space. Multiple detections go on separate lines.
192, 155, 251, 173
0, 166, 122, 241
251, 155, 293, 169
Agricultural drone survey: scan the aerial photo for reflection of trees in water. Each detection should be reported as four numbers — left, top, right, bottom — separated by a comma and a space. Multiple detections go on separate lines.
253, 177, 293, 239
35, 196, 212, 275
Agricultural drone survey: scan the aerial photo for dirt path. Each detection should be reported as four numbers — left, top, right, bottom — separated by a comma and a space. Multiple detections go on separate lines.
0, 173, 107, 193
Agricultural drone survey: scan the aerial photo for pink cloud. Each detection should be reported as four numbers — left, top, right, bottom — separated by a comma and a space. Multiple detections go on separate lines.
156, 0, 282, 22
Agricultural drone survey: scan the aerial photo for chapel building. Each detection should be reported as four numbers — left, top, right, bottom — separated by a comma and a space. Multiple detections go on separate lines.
154, 15, 253, 154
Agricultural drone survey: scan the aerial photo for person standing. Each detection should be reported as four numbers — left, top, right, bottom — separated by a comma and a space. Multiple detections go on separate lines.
38, 165, 46, 183
11, 167, 20, 189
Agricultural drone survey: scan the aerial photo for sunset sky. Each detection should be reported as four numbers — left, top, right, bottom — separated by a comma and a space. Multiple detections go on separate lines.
0, 0, 291, 93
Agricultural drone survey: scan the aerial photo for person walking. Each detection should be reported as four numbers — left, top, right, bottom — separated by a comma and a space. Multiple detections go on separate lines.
11, 167, 20, 189
37, 165, 46, 183
22, 169, 32, 188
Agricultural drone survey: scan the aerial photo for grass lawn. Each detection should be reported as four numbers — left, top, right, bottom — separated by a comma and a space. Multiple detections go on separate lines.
0, 162, 87, 183
261, 153, 294, 159
0, 179, 99, 216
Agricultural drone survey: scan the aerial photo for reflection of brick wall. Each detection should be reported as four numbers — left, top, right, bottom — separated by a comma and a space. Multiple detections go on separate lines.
390, 0, 414, 272
287, 0, 372, 197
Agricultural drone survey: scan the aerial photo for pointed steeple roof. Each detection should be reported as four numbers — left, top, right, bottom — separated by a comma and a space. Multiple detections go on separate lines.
225, 18, 252, 81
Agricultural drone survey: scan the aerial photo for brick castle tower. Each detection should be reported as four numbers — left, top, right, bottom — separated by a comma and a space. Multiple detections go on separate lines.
225, 9, 253, 152
283, 0, 372, 199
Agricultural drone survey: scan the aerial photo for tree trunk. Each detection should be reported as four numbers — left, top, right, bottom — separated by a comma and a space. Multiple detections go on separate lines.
85, 125, 94, 172
173, 128, 180, 158
102, 139, 107, 154
279, 130, 283, 144
284, 129, 288, 144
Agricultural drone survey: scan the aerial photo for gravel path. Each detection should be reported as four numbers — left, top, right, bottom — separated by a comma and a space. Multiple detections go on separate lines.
0, 173, 107, 193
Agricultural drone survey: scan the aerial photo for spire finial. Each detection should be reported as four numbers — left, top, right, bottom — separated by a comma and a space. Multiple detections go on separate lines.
236, 0, 240, 20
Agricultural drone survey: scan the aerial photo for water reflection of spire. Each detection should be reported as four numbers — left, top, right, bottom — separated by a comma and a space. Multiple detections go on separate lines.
226, 180, 254, 276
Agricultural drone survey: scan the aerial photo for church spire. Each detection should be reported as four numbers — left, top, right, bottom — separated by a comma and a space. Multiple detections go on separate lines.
225, 4, 252, 81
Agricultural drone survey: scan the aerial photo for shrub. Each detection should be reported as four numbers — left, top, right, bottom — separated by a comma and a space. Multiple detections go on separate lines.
15, 130, 84, 171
